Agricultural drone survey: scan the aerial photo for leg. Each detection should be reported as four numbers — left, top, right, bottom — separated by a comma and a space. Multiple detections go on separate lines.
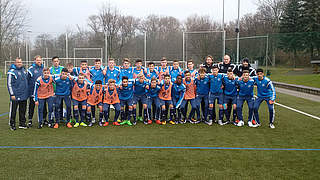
64, 96, 72, 123
247, 97, 254, 123
267, 99, 275, 124
9, 100, 18, 128
28, 97, 35, 126
47, 97, 54, 124
253, 97, 263, 125
103, 104, 110, 122
18, 100, 27, 127
113, 103, 121, 122
38, 99, 45, 125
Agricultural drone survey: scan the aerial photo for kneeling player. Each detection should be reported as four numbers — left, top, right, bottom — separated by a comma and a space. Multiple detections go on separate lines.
158, 74, 175, 125
86, 80, 103, 126
102, 79, 121, 126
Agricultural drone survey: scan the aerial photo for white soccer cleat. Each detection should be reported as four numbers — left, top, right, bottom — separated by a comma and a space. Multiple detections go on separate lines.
237, 121, 244, 127
218, 120, 223, 126
269, 123, 275, 129
92, 118, 96, 124
248, 121, 253, 127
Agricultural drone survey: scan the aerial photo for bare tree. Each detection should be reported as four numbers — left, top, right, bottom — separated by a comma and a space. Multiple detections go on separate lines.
0, 0, 28, 62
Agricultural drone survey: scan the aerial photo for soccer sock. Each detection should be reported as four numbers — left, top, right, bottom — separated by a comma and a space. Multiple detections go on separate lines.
91, 106, 96, 120
114, 110, 120, 122
80, 109, 86, 123
219, 108, 224, 121
173, 108, 177, 121
86, 112, 91, 123
195, 108, 200, 120
177, 108, 182, 120
148, 108, 152, 120
99, 112, 103, 122
143, 108, 148, 121
169, 108, 174, 121
161, 109, 166, 121
128, 109, 133, 121
120, 109, 125, 121
233, 109, 237, 121
74, 109, 79, 123
139, 102, 143, 117
208, 108, 213, 121
225, 108, 230, 121
104, 110, 109, 122
132, 108, 137, 121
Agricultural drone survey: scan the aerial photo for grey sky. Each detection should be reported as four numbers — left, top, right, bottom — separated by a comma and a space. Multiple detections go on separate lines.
24, 0, 258, 38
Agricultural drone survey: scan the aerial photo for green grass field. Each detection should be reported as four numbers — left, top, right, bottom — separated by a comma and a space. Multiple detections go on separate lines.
0, 79, 319, 179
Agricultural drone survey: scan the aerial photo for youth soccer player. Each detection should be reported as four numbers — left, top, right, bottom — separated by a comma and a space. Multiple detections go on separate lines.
146, 77, 161, 124
34, 68, 55, 128
102, 79, 121, 126
158, 74, 174, 125
180, 70, 197, 124
119, 76, 134, 126
208, 65, 225, 126
145, 62, 159, 81
157, 57, 170, 81
222, 68, 238, 125
171, 75, 186, 124
90, 59, 105, 84
133, 59, 146, 122
104, 58, 120, 84
86, 80, 104, 127
170, 60, 183, 82
74, 60, 92, 83
253, 69, 276, 128
236, 70, 255, 127
71, 73, 91, 128
119, 58, 134, 82
132, 74, 149, 125
195, 68, 210, 123
183, 59, 197, 78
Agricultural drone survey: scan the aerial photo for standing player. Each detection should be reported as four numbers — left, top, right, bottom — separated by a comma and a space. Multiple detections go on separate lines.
132, 74, 149, 125
170, 60, 183, 82
145, 62, 159, 81
253, 69, 276, 128
119, 58, 134, 82
104, 58, 120, 84
157, 57, 170, 81
236, 70, 255, 127
195, 68, 210, 123
50, 56, 64, 123
171, 75, 186, 124
74, 60, 92, 83
86, 80, 104, 127
133, 59, 145, 122
158, 74, 175, 125
119, 76, 134, 126
146, 77, 161, 124
102, 79, 121, 126
222, 68, 238, 125
71, 73, 91, 128
180, 71, 197, 124
34, 68, 55, 128
90, 59, 105, 84
208, 65, 225, 126
236, 58, 256, 77
184, 59, 198, 78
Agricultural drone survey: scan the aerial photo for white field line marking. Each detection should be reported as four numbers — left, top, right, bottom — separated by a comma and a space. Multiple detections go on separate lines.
275, 102, 320, 121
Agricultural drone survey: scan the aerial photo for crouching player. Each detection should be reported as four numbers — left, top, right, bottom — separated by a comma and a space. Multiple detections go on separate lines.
236, 70, 255, 127
222, 68, 238, 125
132, 74, 149, 125
253, 69, 276, 128
180, 70, 197, 124
208, 65, 225, 126
71, 73, 91, 128
102, 79, 121, 126
34, 68, 54, 128
172, 75, 186, 124
86, 80, 103, 127
146, 77, 161, 124
158, 74, 175, 125
195, 68, 210, 124
119, 76, 134, 126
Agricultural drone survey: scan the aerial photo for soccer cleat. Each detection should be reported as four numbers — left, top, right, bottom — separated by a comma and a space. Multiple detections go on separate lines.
143, 121, 148, 125
48, 123, 53, 128
269, 123, 275, 129
74, 123, 80, 128
19, 125, 27, 129
67, 122, 73, 128
222, 121, 230, 125
161, 121, 167, 125
218, 120, 223, 125
127, 121, 133, 126
252, 119, 257, 125
103, 122, 109, 126
137, 116, 143, 122
132, 121, 137, 125
53, 123, 59, 129
237, 121, 244, 127
169, 120, 176, 125
113, 122, 120, 126
147, 120, 152, 124
99, 121, 103, 127
80, 122, 88, 127
10, 125, 16, 131
181, 119, 186, 124
155, 120, 162, 125
92, 118, 96, 124
206, 120, 213, 126
120, 120, 127, 125
27, 120, 32, 127
251, 123, 261, 128
88, 122, 93, 127
38, 123, 43, 129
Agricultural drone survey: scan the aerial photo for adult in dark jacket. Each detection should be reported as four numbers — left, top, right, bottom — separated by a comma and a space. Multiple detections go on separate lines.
27, 55, 46, 127
7, 58, 29, 130
218, 55, 237, 74
201, 55, 214, 74
236, 58, 256, 77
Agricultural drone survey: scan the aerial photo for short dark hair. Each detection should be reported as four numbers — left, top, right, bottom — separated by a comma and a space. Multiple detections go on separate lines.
187, 59, 193, 64
256, 68, 264, 73
212, 65, 219, 69
164, 74, 170, 78
148, 62, 155, 66
161, 57, 167, 61
67, 63, 73, 67
122, 76, 128, 81
227, 68, 233, 73
123, 58, 130, 63
242, 58, 249, 63
242, 70, 249, 74
95, 80, 102, 84
151, 77, 157, 82
95, 59, 101, 63
184, 70, 190, 75
198, 68, 206, 74
62, 68, 68, 73
52, 56, 59, 61
81, 60, 87, 64
43, 68, 50, 72
136, 59, 142, 63
176, 75, 182, 79
173, 59, 179, 63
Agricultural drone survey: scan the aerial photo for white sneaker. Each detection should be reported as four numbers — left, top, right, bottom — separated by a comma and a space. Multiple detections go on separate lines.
248, 121, 253, 127
218, 120, 223, 126
251, 123, 260, 128
237, 121, 244, 127
110, 105, 115, 110
207, 120, 213, 126
269, 123, 275, 129
92, 118, 96, 124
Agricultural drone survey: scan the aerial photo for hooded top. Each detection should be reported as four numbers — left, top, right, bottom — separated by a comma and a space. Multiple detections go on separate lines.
27, 63, 44, 97
7, 64, 29, 101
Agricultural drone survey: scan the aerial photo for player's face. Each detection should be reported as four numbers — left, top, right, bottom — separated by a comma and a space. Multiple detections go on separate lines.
164, 76, 170, 84
61, 72, 68, 80
109, 82, 115, 89
35, 57, 42, 66
15, 58, 23, 68
148, 64, 154, 71
243, 73, 249, 81
67, 66, 73, 73
173, 62, 179, 69
176, 76, 182, 84
242, 61, 249, 67
151, 80, 157, 88
200, 72, 205, 79
161, 60, 167, 67
81, 63, 87, 69
43, 71, 50, 79
123, 61, 130, 69
185, 73, 191, 81
223, 56, 230, 64
139, 75, 144, 82
108, 60, 115, 68
136, 62, 142, 68
212, 68, 219, 75
52, 58, 59, 67
206, 57, 213, 65
78, 75, 84, 83
96, 84, 101, 90
122, 79, 128, 87
227, 72, 233, 79
257, 72, 264, 80
187, 62, 194, 70
95, 61, 101, 69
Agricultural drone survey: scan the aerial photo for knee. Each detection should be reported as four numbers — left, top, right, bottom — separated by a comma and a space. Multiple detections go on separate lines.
143, 104, 147, 109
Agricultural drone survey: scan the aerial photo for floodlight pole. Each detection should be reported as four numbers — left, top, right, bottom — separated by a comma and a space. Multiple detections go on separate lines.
144, 32, 147, 67
104, 31, 108, 65
182, 32, 185, 69
66, 33, 69, 62
236, 0, 240, 65
265, 34, 269, 72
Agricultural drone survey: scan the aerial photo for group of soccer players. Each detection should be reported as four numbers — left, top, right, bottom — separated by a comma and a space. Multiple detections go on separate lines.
7, 54, 277, 130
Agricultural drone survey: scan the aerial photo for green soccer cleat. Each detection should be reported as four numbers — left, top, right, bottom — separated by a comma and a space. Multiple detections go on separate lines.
137, 116, 143, 122
80, 122, 87, 127
120, 120, 128, 125
127, 121, 133, 126
74, 123, 80, 128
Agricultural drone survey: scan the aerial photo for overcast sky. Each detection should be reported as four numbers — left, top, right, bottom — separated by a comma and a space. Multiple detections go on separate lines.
24, 0, 258, 38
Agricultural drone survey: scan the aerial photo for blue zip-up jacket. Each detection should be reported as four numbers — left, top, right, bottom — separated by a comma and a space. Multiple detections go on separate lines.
237, 79, 254, 97
145, 68, 159, 81
50, 66, 64, 75
90, 67, 105, 84
105, 67, 120, 84
27, 63, 44, 97
133, 67, 145, 78
7, 64, 29, 101
119, 67, 134, 83
133, 79, 148, 96
147, 85, 161, 98
222, 76, 238, 96
172, 82, 186, 108
170, 67, 182, 82
209, 73, 224, 94
119, 81, 134, 100
253, 76, 276, 101
54, 75, 72, 96
195, 75, 210, 95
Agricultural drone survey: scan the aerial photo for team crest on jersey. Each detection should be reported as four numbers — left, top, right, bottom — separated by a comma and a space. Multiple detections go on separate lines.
18, 72, 21, 75
34, 70, 38, 74
218, 78, 220, 81
248, 85, 251, 87
262, 84, 265, 87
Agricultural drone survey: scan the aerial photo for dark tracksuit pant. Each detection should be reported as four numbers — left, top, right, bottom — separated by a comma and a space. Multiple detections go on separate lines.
10, 100, 27, 126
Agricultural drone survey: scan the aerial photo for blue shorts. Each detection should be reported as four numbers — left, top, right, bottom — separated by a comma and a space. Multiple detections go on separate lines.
209, 92, 223, 105
120, 99, 133, 107
159, 99, 172, 106
133, 94, 147, 105
72, 99, 87, 106
87, 102, 102, 107
147, 96, 160, 108
223, 95, 237, 105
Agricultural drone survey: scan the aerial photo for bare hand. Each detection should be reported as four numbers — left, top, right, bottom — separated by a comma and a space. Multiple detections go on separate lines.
11, 96, 16, 100
35, 101, 39, 106
269, 100, 275, 104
